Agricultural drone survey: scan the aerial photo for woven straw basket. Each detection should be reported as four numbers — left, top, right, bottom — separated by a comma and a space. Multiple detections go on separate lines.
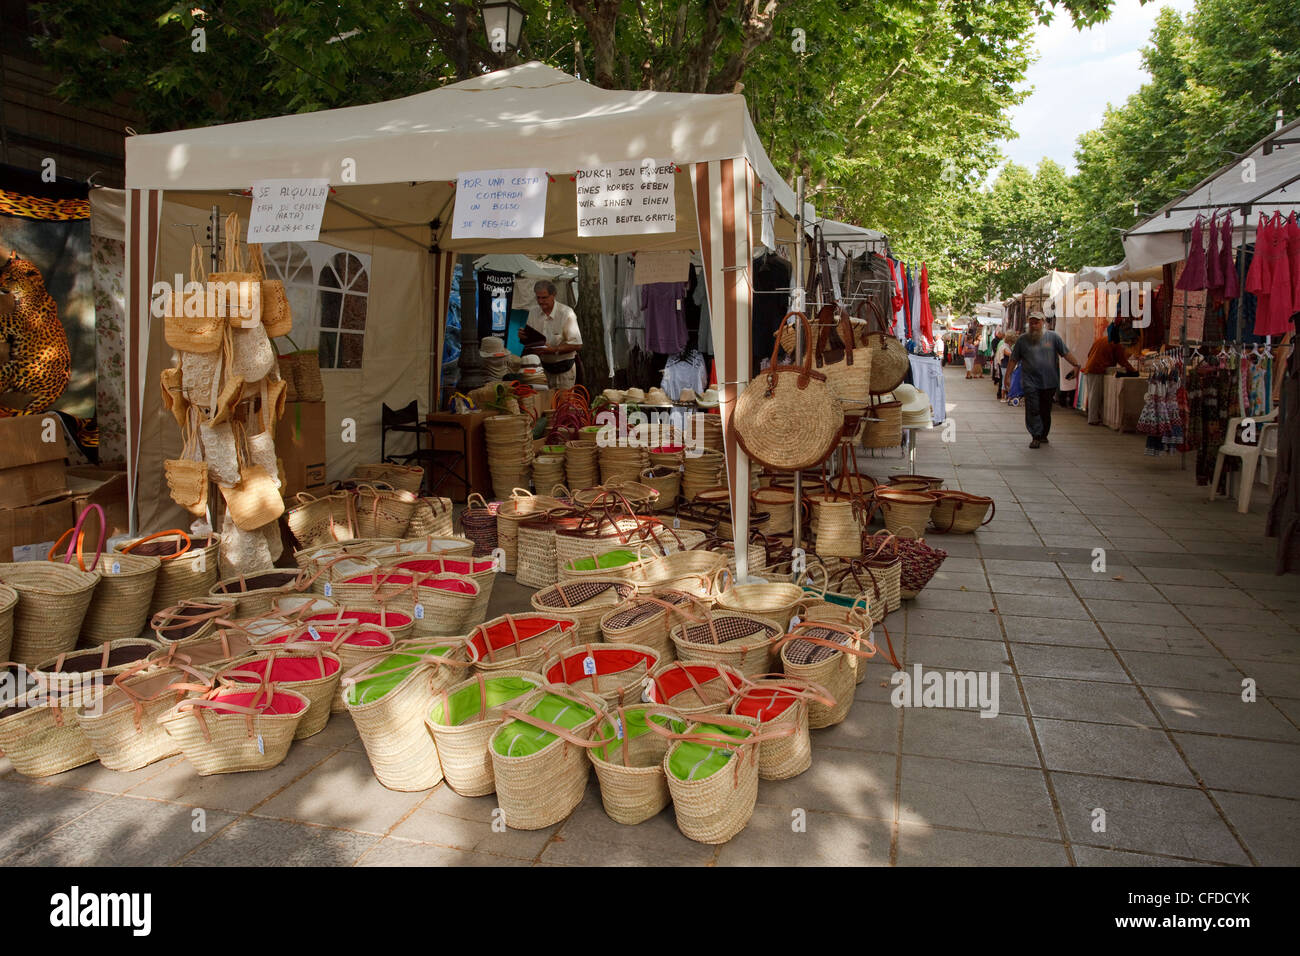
116, 532, 221, 617
752, 486, 797, 535
929, 491, 996, 534
354, 483, 418, 539
530, 580, 637, 643
589, 706, 688, 825
426, 670, 546, 797
286, 491, 356, 549
261, 619, 398, 712
497, 489, 566, 574
0, 583, 16, 662
713, 579, 805, 630
658, 714, 766, 844
69, 549, 162, 645
599, 590, 698, 663
209, 569, 300, 619
353, 463, 424, 494
0, 562, 99, 665
220, 646, 343, 739
147, 627, 261, 678
542, 642, 660, 706
872, 488, 938, 539
731, 677, 834, 779
35, 638, 159, 681
159, 684, 311, 775
775, 619, 873, 728
0, 678, 99, 777
459, 493, 500, 556
406, 496, 455, 539
466, 613, 580, 675
669, 611, 784, 680
645, 660, 745, 716
75, 664, 194, 771
150, 598, 238, 645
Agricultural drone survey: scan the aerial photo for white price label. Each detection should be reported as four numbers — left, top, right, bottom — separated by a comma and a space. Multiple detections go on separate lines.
582, 655, 597, 676
641, 678, 655, 703
307, 626, 321, 640
672, 517, 680, 529
789, 615, 801, 630
111, 561, 120, 574
614, 718, 624, 740
323, 583, 333, 597
256, 734, 265, 755
414, 603, 425, 620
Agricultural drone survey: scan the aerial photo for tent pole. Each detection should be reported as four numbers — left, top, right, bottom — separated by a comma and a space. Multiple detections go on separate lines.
792, 175, 806, 554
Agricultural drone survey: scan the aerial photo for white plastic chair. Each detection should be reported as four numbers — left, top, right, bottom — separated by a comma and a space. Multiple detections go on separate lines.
1208, 409, 1279, 513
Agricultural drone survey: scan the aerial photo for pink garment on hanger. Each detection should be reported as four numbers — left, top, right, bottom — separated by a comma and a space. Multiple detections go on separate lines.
1220, 213, 1239, 300
1206, 212, 1223, 291
1287, 211, 1300, 315
918, 263, 935, 349
1245, 213, 1271, 328
1254, 213, 1293, 336
1176, 216, 1209, 291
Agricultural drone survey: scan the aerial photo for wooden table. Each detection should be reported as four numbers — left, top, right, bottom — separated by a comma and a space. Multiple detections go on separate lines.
426, 410, 494, 501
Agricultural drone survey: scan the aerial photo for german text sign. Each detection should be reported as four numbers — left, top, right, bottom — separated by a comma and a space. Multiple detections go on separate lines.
576, 160, 676, 237
247, 179, 330, 242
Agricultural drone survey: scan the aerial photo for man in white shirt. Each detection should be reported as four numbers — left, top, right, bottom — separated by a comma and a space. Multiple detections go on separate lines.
522, 280, 582, 390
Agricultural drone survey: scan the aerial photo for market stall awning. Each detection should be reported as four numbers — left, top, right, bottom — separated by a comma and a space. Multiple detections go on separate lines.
1123, 116, 1300, 269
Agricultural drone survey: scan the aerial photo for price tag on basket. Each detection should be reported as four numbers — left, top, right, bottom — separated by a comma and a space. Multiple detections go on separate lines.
111, 561, 120, 574
789, 614, 801, 631
256, 735, 265, 755
582, 655, 597, 676
414, 603, 425, 621
641, 677, 655, 702
614, 718, 624, 740
323, 583, 333, 597
307, 625, 321, 640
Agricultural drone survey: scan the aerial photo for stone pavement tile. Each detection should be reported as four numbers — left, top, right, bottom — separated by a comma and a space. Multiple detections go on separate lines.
251, 750, 430, 835
1069, 579, 1165, 603
6, 796, 237, 866
978, 545, 1059, 563
1117, 650, 1244, 694
541, 796, 713, 866
854, 663, 901, 704
903, 634, 1014, 672
715, 805, 893, 866
1147, 687, 1299, 742
938, 557, 987, 574
901, 708, 1039, 767
1050, 774, 1249, 864
1156, 585, 1256, 608
905, 607, 1003, 640
1210, 791, 1300, 866
895, 824, 1069, 866
1171, 734, 1300, 799
1121, 551, 1214, 569
1196, 553, 1279, 574
1220, 571, 1300, 591
296, 713, 359, 750
898, 754, 1058, 839
1244, 589, 1300, 613
1031, 518, 1100, 534
1020, 677, 1157, 727
1269, 697, 1300, 725
816, 701, 902, 753
392, 785, 559, 859
1205, 629, 1300, 665
0, 778, 114, 861
974, 533, 1044, 548
1058, 563, 1134, 582
1082, 599, 1187, 627
983, 559, 1064, 578
1137, 566, 1232, 587
909, 588, 999, 612
358, 837, 530, 867
926, 571, 991, 592
1071, 847, 1214, 867
754, 748, 896, 820
1032, 717, 1194, 785
1181, 540, 1267, 557
996, 594, 1089, 620
989, 575, 1068, 598
123, 741, 333, 813
31, 754, 181, 796
1039, 534, 1097, 549
1106, 537, 1188, 554
1009, 644, 1130, 683
1099, 623, 1218, 656
181, 816, 380, 866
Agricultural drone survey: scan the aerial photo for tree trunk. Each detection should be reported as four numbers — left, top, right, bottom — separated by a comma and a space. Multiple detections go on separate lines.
576, 254, 608, 387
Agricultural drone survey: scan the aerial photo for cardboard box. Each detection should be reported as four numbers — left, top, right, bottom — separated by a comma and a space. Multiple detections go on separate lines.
0, 414, 68, 510
276, 401, 327, 497
0, 497, 76, 561
66, 466, 130, 539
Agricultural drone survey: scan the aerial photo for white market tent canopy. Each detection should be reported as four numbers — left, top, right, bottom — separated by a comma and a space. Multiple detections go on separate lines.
122, 62, 809, 572
1123, 117, 1300, 269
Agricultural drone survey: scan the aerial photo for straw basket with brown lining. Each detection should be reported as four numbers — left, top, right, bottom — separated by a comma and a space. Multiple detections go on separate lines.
209, 569, 301, 618
116, 531, 221, 617
644, 660, 746, 716
588, 705, 689, 825
406, 496, 455, 538
159, 683, 312, 775
497, 488, 566, 574
425, 670, 546, 796
0, 562, 99, 665
775, 618, 876, 728
146, 627, 261, 678
861, 400, 902, 448
489, 685, 605, 830
286, 491, 356, 549
872, 487, 939, 539
78, 551, 162, 645
218, 645, 343, 739
600, 590, 699, 662
730, 675, 836, 779
0, 665, 101, 777
929, 491, 996, 534
354, 482, 417, 539
151, 598, 238, 645
75, 663, 200, 771
353, 463, 425, 494
669, 610, 784, 680
639, 466, 680, 511
341, 639, 475, 790
0, 583, 17, 661
530, 579, 637, 643
35, 638, 160, 681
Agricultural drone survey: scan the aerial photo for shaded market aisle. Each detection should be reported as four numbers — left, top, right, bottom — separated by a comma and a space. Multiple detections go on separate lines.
1, 368, 1296, 866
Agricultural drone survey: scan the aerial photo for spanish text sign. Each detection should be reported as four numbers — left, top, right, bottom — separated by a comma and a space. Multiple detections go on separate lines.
247, 179, 330, 242
452, 168, 548, 240
576, 160, 676, 237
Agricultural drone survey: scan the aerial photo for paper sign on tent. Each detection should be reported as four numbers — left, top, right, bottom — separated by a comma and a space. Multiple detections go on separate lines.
634, 250, 691, 285
576, 159, 676, 237
452, 168, 549, 239
247, 179, 330, 242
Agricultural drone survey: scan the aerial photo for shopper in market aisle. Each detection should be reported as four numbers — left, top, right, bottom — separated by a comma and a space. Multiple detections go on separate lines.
1081, 323, 1137, 425
522, 280, 582, 390
994, 331, 1017, 401
1006, 312, 1082, 448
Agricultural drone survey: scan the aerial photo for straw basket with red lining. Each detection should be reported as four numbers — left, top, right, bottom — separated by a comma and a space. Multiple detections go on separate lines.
465, 613, 580, 675
542, 643, 660, 705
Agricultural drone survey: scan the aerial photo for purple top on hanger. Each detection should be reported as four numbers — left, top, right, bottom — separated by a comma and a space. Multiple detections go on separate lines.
641, 281, 688, 354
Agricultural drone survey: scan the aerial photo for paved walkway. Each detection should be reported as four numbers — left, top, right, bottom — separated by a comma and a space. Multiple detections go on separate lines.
2, 368, 1296, 865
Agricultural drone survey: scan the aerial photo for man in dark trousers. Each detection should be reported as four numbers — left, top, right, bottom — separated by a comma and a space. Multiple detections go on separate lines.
1006, 312, 1082, 448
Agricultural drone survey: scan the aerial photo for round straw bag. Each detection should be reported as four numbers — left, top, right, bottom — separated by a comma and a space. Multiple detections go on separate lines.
530, 579, 637, 643
159, 683, 311, 775
286, 491, 357, 549
752, 485, 797, 535
775, 619, 876, 727
640, 466, 680, 511
652, 713, 776, 844
714, 575, 806, 629
600, 590, 699, 662
0, 583, 17, 662
895, 528, 948, 599
209, 569, 300, 618
489, 685, 604, 829
353, 463, 424, 494
542, 642, 660, 705
263, 619, 399, 712
218, 645, 342, 739
248, 243, 292, 337
467, 613, 580, 675
75, 663, 198, 771
117, 531, 221, 617
341, 639, 474, 790
588, 705, 689, 825
426, 670, 547, 796
0, 667, 100, 777
0, 562, 99, 665
459, 493, 500, 556
354, 482, 418, 539
151, 598, 237, 645
669, 610, 784, 680
497, 489, 565, 574
861, 400, 902, 448
815, 308, 874, 404
929, 491, 996, 534
857, 300, 910, 394
872, 488, 938, 539
645, 660, 746, 716
731, 676, 835, 779
406, 496, 455, 539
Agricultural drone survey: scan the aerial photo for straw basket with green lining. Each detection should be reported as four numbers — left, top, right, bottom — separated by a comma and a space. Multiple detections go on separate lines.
425, 670, 546, 796
730, 676, 834, 779
557, 547, 649, 584
588, 705, 688, 825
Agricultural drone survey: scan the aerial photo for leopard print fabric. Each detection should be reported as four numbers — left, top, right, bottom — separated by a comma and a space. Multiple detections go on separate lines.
0, 254, 71, 415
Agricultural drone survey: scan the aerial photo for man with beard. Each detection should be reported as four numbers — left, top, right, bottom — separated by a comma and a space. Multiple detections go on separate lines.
1006, 312, 1082, 448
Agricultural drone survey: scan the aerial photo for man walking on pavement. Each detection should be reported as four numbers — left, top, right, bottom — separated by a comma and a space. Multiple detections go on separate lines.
1006, 312, 1083, 448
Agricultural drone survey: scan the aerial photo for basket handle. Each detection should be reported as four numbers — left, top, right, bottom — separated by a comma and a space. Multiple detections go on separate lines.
121, 529, 192, 560
735, 673, 837, 709
47, 503, 107, 572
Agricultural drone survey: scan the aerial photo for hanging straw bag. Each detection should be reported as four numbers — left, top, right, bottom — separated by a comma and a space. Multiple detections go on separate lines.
730, 675, 836, 779
814, 307, 874, 405
0, 561, 99, 665
160, 364, 190, 429
929, 491, 996, 534
861, 400, 902, 448
808, 493, 864, 559
530, 579, 638, 644
244, 381, 280, 484
209, 211, 261, 329
220, 429, 285, 531
425, 670, 547, 796
166, 409, 209, 516
163, 245, 224, 353
248, 243, 293, 337
732, 311, 844, 470
587, 704, 689, 825
159, 683, 311, 775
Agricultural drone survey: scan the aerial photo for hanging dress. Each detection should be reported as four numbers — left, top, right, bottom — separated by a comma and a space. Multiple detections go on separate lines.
1255, 213, 1294, 336
1220, 213, 1239, 299
1176, 216, 1209, 291
1206, 212, 1223, 291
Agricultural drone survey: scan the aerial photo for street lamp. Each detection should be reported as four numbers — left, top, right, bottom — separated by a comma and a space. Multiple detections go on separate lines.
480, 1, 526, 55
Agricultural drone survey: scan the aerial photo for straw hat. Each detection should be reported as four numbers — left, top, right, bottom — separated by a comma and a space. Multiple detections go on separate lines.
678, 388, 698, 404
603, 388, 625, 404
893, 384, 929, 414
521, 354, 542, 368
625, 387, 646, 403
481, 336, 506, 356
697, 387, 720, 408
645, 387, 671, 406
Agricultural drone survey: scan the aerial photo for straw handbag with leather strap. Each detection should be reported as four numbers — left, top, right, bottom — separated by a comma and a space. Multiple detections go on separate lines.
814, 306, 874, 405
219, 430, 285, 531
166, 409, 209, 516
248, 243, 293, 337
855, 299, 910, 395
160, 365, 189, 429
732, 311, 844, 471
163, 245, 224, 354
209, 212, 261, 329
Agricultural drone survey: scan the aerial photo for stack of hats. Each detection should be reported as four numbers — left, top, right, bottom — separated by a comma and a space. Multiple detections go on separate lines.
645, 387, 671, 406
519, 353, 545, 386
894, 384, 934, 428
481, 336, 509, 380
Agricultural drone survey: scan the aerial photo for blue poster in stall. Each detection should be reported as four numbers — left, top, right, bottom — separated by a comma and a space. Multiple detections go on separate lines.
491, 290, 509, 333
